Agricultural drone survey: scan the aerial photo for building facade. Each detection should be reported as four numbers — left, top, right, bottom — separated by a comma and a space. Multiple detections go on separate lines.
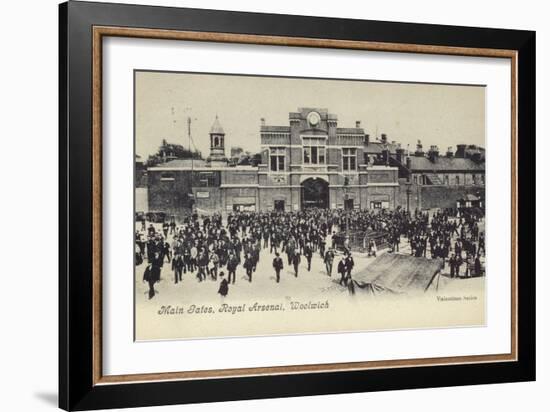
144, 108, 484, 217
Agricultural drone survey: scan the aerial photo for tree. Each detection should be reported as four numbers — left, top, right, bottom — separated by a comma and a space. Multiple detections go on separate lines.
146, 140, 202, 166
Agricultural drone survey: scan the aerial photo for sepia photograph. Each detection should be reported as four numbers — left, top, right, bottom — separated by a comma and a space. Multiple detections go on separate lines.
134, 71, 487, 340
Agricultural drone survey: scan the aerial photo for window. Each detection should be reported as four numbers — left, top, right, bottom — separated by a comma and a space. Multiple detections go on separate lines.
481, 174, 485, 185
198, 172, 216, 187
270, 147, 285, 172
160, 172, 175, 181
342, 148, 357, 171
303, 137, 326, 165
455, 175, 460, 185
444, 175, 449, 185
472, 174, 477, 185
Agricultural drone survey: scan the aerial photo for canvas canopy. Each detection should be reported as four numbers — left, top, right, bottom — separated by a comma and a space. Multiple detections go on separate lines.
352, 253, 444, 295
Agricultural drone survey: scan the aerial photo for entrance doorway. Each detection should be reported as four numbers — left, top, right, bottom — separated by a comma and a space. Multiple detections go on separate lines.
344, 198, 354, 210
301, 178, 329, 209
274, 200, 285, 212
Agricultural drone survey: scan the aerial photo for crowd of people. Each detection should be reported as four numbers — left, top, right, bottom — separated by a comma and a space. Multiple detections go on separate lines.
136, 207, 485, 300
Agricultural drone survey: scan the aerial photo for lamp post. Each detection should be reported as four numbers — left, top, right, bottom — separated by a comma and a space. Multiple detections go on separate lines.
406, 182, 412, 214
405, 155, 412, 214
344, 176, 350, 234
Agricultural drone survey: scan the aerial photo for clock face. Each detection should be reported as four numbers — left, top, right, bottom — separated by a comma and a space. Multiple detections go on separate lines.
307, 111, 321, 127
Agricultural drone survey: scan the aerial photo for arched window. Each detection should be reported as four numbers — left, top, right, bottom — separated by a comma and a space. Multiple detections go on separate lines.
214, 136, 219, 147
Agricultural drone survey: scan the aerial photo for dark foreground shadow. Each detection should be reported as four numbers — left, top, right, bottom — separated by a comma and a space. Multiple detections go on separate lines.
34, 392, 58, 407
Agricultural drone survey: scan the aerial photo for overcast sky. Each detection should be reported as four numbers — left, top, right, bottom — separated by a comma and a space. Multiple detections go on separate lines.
135, 71, 485, 159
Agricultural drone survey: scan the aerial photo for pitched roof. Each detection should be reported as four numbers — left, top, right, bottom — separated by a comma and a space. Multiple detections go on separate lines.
336, 127, 364, 134
261, 125, 291, 133
149, 159, 208, 169
364, 142, 400, 154
408, 156, 484, 171
209, 116, 225, 134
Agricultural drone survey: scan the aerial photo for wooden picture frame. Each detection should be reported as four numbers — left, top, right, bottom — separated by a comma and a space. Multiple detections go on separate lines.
59, 1, 535, 410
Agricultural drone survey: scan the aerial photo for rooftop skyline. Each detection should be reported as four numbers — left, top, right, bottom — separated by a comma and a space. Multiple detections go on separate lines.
135, 71, 485, 159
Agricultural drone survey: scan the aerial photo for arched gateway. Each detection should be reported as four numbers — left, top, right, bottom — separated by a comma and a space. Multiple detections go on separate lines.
301, 177, 329, 209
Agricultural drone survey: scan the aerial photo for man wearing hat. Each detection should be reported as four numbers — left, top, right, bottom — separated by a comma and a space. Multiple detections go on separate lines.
324, 248, 334, 276
218, 271, 229, 298
143, 252, 161, 299
337, 255, 347, 286
272, 252, 284, 283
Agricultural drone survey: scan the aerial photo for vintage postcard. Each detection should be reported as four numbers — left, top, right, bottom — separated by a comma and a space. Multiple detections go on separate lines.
134, 71, 486, 340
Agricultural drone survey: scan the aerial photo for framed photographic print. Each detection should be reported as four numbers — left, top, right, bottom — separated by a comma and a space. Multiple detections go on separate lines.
59, 1, 536, 410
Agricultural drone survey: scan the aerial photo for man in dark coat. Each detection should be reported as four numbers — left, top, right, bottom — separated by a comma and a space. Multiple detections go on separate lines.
226, 251, 238, 284
272, 252, 284, 283
304, 243, 313, 271
449, 254, 456, 278
337, 256, 347, 286
244, 253, 254, 282
218, 272, 229, 298
291, 252, 301, 277
143, 255, 161, 300
163, 240, 171, 263
197, 250, 208, 282
474, 255, 482, 277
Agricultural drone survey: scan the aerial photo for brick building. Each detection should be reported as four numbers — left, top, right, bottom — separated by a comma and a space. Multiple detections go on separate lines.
144, 108, 484, 217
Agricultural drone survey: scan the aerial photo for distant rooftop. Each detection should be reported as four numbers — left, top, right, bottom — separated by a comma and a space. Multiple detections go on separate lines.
365, 141, 400, 154
408, 156, 484, 172
336, 127, 364, 134
260, 125, 291, 133
149, 159, 208, 169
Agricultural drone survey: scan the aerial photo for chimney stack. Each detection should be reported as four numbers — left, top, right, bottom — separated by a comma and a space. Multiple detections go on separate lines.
395, 144, 405, 164
455, 144, 467, 158
415, 140, 424, 157
446, 146, 454, 158
428, 145, 439, 162
355, 120, 361, 128
260, 118, 266, 127
364, 134, 370, 145
381, 133, 388, 144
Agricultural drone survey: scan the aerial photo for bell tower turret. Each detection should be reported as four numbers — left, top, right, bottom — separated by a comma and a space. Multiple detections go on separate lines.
207, 115, 228, 167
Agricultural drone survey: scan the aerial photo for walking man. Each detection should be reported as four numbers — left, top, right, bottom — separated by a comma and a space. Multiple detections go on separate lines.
304, 243, 313, 271
227, 251, 238, 284
272, 252, 284, 283
291, 251, 301, 277
218, 272, 229, 298
244, 253, 254, 282
172, 254, 184, 284
324, 248, 334, 276
337, 256, 347, 286
143, 253, 161, 300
